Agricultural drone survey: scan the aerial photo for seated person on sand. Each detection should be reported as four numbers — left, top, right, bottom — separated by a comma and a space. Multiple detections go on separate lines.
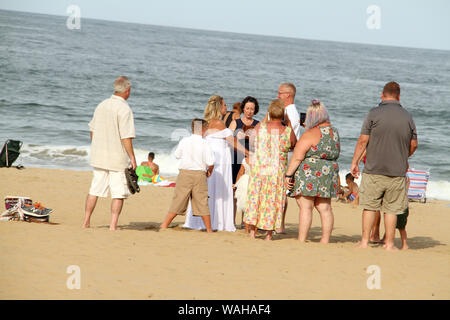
340, 173, 359, 204
336, 175, 346, 201
136, 152, 159, 182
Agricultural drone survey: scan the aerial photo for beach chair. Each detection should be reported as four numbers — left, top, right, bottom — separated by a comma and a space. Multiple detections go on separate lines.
0, 139, 23, 168
406, 169, 430, 203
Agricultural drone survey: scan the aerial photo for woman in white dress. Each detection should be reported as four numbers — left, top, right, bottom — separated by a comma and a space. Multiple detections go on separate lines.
183, 95, 248, 232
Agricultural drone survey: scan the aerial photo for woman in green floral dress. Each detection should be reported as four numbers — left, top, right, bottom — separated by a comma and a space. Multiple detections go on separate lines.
285, 100, 340, 243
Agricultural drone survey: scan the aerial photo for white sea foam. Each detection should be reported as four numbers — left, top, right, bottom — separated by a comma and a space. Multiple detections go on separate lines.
134, 148, 180, 177
19, 143, 181, 176
339, 170, 450, 201
19, 143, 91, 170
16, 144, 450, 200
426, 180, 450, 201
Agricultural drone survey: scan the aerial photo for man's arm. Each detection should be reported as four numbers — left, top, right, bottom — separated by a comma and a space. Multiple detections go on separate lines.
206, 165, 214, 178
350, 134, 370, 178
122, 138, 137, 170
289, 128, 297, 149
409, 139, 418, 157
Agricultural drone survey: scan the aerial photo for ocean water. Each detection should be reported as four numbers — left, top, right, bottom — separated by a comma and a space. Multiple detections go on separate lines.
1, 10, 449, 200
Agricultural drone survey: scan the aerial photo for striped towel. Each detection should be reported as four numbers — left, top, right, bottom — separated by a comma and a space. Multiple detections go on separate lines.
406, 169, 430, 200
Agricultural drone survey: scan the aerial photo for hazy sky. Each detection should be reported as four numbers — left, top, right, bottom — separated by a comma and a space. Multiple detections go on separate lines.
1, 0, 449, 50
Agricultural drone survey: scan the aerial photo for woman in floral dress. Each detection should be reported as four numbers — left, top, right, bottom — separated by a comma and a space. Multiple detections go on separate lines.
244, 99, 297, 240
285, 100, 340, 243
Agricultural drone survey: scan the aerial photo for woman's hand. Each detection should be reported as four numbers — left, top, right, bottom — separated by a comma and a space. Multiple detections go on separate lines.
236, 130, 246, 140
285, 176, 295, 190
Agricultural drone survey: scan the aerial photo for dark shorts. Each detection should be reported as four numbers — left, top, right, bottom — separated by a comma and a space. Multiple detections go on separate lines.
396, 207, 409, 229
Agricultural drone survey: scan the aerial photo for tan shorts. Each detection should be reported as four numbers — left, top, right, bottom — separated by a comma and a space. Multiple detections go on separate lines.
89, 168, 130, 199
359, 173, 407, 215
168, 170, 210, 216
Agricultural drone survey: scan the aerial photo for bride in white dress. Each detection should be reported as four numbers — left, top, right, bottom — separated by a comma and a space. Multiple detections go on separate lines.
183, 95, 247, 232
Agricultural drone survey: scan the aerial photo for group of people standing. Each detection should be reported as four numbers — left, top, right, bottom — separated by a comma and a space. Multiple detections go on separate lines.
84, 76, 418, 251
161, 82, 341, 243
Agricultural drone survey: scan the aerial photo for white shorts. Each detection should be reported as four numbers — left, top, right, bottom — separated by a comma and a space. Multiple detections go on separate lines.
89, 168, 130, 199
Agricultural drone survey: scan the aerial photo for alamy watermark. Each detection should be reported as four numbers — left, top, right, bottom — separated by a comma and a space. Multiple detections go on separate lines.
366, 5, 381, 30
66, 5, 81, 30
366, 265, 381, 290
66, 265, 81, 289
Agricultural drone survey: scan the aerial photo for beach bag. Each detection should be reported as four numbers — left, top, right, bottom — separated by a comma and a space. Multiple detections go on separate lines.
0, 140, 23, 167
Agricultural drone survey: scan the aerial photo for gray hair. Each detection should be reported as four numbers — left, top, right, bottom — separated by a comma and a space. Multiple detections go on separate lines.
305, 100, 330, 129
280, 82, 296, 97
114, 76, 131, 94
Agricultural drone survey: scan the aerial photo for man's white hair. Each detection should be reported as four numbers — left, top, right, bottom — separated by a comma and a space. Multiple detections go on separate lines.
114, 76, 131, 94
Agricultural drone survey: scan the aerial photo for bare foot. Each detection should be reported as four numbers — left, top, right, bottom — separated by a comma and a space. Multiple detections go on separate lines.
250, 230, 256, 239
320, 239, 330, 244
82, 223, 90, 228
384, 245, 399, 251
401, 245, 409, 250
275, 228, 286, 234
357, 241, 369, 248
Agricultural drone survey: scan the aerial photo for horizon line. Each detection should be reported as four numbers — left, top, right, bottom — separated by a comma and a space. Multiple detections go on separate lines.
1, 8, 450, 53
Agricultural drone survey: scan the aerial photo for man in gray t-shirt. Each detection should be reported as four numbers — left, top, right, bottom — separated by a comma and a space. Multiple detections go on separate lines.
350, 82, 418, 251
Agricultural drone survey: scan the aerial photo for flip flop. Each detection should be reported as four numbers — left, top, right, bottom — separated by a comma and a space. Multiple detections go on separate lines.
125, 167, 140, 194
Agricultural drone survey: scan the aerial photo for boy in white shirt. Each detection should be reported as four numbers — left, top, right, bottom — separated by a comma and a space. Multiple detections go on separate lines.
160, 119, 215, 232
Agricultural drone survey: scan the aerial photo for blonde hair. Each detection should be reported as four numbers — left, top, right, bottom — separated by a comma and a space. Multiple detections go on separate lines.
204, 95, 224, 122
305, 100, 330, 129
114, 76, 131, 93
268, 99, 284, 120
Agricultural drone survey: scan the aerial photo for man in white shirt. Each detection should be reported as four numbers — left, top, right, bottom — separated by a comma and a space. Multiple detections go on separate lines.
277, 82, 301, 233
83, 76, 137, 231
278, 82, 301, 140
160, 119, 215, 232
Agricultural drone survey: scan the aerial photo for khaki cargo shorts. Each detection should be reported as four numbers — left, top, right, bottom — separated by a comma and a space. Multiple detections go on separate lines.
359, 173, 408, 215
168, 169, 210, 216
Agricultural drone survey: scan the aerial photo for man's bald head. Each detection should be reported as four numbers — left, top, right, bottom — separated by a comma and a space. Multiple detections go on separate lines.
277, 82, 296, 106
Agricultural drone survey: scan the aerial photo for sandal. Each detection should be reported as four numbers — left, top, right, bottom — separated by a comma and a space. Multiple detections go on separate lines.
125, 167, 140, 194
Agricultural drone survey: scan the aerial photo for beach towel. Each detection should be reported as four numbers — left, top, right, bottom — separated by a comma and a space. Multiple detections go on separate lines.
406, 169, 429, 203
138, 174, 176, 188
136, 165, 154, 182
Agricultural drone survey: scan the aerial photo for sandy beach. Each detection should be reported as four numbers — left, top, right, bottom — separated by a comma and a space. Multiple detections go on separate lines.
0, 167, 449, 300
